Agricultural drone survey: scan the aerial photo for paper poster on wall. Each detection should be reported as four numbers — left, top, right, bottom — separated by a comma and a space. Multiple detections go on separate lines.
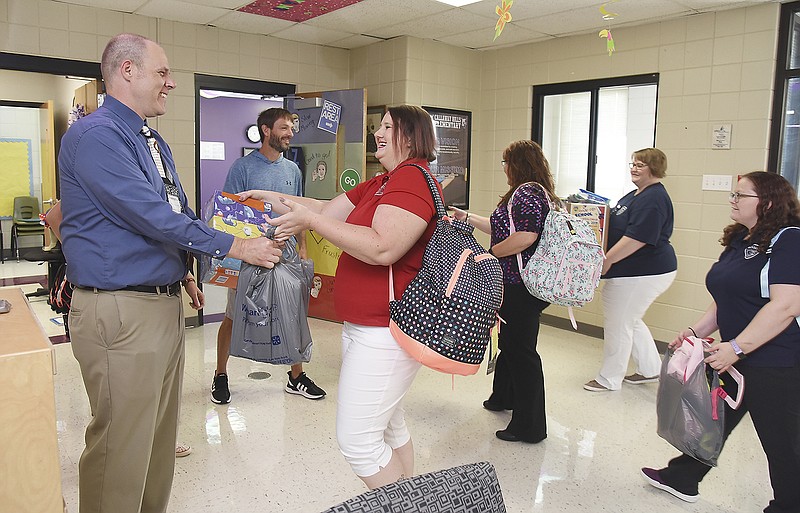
302, 143, 337, 200
423, 107, 471, 208
305, 229, 343, 321
0, 139, 33, 217
200, 141, 226, 160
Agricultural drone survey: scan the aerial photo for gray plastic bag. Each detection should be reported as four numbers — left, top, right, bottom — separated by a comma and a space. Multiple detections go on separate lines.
656, 337, 744, 466
230, 243, 314, 365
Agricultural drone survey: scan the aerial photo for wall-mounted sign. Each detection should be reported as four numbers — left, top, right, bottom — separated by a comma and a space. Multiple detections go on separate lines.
318, 99, 342, 134
423, 106, 472, 208
712, 124, 732, 150
339, 168, 360, 192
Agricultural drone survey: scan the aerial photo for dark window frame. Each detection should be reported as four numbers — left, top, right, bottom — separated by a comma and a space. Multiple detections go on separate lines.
531, 73, 659, 191
768, 1, 800, 178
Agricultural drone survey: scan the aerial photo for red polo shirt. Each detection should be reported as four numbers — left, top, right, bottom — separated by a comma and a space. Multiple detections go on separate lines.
334, 159, 440, 326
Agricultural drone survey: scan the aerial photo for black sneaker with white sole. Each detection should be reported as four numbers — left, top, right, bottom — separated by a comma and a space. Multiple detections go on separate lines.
285, 371, 326, 400
640, 467, 699, 503
211, 372, 231, 404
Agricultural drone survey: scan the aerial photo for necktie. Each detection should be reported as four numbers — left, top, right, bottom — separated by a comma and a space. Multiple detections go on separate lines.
141, 125, 182, 213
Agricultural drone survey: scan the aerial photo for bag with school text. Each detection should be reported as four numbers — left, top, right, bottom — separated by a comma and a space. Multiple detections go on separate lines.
389, 164, 504, 376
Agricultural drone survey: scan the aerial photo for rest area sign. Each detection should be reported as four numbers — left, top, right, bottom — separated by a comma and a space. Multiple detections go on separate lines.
317, 100, 341, 135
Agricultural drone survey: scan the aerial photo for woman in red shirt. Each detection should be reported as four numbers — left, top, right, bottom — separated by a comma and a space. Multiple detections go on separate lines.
242, 105, 439, 489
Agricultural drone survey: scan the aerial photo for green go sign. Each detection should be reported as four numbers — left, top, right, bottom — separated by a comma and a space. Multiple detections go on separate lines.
339, 168, 360, 192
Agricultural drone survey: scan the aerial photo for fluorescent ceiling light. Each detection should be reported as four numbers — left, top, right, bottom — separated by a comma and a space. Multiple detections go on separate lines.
433, 0, 481, 6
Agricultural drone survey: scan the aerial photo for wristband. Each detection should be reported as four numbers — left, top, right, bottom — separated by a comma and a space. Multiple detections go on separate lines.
465, 212, 470, 223
687, 327, 698, 338
729, 338, 747, 360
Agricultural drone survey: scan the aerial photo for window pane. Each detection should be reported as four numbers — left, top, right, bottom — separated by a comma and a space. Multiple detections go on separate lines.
595, 84, 657, 203
789, 12, 800, 69
779, 77, 800, 192
541, 92, 590, 197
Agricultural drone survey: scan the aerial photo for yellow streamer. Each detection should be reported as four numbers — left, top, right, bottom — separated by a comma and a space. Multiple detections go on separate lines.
494, 0, 513, 41
599, 0, 618, 20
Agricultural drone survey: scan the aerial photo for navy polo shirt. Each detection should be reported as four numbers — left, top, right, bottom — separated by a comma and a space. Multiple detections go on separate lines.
707, 229, 800, 367
603, 182, 677, 278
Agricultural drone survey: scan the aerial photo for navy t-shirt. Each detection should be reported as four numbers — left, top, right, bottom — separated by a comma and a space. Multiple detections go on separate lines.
603, 182, 677, 278
706, 228, 800, 367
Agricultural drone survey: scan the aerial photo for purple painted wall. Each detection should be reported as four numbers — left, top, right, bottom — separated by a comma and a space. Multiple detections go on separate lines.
198, 95, 282, 209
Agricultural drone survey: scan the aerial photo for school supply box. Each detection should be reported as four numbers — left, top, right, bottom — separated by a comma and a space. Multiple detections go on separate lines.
199, 191, 273, 288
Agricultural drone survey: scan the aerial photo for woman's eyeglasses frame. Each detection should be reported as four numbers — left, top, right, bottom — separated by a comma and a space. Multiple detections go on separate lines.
729, 192, 759, 203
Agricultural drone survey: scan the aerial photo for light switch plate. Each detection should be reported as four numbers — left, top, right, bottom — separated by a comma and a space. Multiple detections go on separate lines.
702, 174, 732, 191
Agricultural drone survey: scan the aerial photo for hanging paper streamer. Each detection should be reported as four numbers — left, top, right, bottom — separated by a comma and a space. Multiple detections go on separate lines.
598, 29, 615, 56
599, 0, 618, 20
494, 0, 513, 41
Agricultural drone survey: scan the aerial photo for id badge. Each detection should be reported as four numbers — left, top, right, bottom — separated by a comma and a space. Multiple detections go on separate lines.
165, 183, 182, 213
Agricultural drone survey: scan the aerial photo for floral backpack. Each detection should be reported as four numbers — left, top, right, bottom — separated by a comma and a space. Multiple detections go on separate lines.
389, 164, 504, 376
510, 183, 604, 328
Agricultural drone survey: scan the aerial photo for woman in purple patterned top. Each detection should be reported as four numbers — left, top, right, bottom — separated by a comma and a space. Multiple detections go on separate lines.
451, 140, 555, 443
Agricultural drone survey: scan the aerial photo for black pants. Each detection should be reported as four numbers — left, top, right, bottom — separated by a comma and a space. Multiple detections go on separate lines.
660, 364, 800, 513
487, 283, 549, 442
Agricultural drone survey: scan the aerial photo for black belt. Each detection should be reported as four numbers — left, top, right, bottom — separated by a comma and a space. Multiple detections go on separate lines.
78, 282, 182, 296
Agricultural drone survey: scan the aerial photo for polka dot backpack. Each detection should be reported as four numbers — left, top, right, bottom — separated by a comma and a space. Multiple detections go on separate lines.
389, 164, 504, 376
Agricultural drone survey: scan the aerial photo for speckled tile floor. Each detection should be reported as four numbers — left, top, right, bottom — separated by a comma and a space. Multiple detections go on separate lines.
6, 259, 771, 512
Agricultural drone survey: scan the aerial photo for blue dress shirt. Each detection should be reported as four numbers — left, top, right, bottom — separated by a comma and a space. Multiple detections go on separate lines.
58, 95, 235, 289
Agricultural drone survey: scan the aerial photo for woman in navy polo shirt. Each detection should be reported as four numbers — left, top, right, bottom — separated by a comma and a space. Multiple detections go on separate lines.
641, 172, 800, 512
584, 148, 677, 392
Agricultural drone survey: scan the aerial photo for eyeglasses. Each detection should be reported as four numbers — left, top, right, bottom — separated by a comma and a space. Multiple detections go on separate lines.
628, 162, 647, 169
500, 160, 507, 166
729, 192, 759, 203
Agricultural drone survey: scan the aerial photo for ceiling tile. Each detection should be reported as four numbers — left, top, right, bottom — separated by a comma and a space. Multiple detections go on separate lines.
304, 0, 452, 35
514, 1, 691, 37
136, 0, 230, 24
460, 0, 599, 20
210, 10, 295, 34
325, 33, 385, 49
51, 0, 149, 12
270, 22, 354, 45
369, 7, 495, 40
438, 23, 553, 50
179, 0, 251, 8
238, 0, 365, 23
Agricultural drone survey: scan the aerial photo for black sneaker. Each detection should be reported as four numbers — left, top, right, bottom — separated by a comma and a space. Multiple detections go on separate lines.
211, 373, 231, 404
285, 371, 326, 400
640, 468, 699, 503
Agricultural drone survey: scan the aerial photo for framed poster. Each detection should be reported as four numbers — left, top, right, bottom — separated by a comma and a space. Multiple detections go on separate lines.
423, 106, 471, 208
366, 105, 385, 160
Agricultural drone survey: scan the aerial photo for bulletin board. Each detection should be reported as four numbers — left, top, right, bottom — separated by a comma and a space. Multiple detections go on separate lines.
0, 139, 33, 218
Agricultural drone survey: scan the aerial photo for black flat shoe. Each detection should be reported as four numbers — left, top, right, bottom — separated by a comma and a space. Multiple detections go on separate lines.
483, 400, 508, 412
495, 429, 521, 442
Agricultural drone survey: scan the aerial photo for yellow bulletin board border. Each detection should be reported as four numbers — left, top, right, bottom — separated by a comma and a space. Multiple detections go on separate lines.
0, 139, 34, 219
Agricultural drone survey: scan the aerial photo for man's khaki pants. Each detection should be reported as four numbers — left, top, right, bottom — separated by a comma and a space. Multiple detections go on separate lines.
70, 288, 185, 513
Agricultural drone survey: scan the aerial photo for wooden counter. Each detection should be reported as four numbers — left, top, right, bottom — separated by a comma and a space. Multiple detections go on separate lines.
0, 287, 63, 513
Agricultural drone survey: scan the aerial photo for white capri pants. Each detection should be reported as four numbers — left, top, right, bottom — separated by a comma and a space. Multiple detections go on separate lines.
336, 322, 422, 477
597, 271, 676, 390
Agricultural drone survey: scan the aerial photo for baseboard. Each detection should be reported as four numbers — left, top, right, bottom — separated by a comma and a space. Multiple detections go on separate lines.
540, 313, 668, 353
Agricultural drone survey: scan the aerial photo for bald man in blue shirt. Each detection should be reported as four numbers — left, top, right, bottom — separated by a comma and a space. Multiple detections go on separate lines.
58, 33, 282, 513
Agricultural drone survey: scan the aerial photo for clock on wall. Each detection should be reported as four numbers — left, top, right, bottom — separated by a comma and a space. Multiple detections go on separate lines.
246, 124, 261, 144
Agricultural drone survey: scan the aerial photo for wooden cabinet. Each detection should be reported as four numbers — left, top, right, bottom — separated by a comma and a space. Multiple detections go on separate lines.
0, 287, 63, 513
